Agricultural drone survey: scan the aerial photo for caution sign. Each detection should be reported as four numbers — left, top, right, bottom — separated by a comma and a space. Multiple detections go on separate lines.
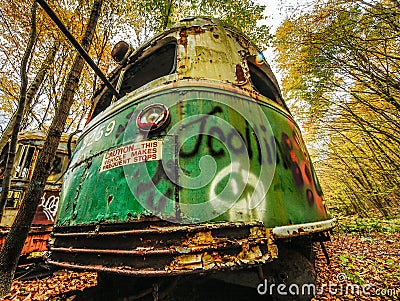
100, 140, 162, 172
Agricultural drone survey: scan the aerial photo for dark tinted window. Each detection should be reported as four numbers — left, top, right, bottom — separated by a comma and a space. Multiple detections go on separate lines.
92, 40, 177, 118
119, 43, 176, 97
247, 60, 287, 110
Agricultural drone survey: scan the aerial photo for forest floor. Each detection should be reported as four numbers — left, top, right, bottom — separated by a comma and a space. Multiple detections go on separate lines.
1, 217, 399, 301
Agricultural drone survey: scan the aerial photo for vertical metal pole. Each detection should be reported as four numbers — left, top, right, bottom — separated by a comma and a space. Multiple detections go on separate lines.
35, 0, 120, 98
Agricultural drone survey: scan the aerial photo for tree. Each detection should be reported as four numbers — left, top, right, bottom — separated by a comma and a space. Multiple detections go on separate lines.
0, 2, 38, 222
0, 41, 59, 219
0, 0, 116, 134
0, 0, 103, 296
135, 0, 270, 48
0, 41, 59, 153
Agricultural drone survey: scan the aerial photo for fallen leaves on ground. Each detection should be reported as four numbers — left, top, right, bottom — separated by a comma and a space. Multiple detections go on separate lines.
1, 271, 96, 301
313, 232, 400, 300
1, 232, 399, 300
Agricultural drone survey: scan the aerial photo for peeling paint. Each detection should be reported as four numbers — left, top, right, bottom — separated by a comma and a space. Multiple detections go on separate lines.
165, 224, 276, 272
235, 64, 247, 85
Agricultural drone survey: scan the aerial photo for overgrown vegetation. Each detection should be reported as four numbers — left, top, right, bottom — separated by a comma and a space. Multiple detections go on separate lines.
274, 0, 400, 219
336, 215, 400, 233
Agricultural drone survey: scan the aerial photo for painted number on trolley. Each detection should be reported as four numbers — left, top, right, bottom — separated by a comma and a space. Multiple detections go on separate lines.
82, 120, 115, 149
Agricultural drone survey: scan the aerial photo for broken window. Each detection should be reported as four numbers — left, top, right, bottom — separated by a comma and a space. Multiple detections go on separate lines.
14, 145, 35, 179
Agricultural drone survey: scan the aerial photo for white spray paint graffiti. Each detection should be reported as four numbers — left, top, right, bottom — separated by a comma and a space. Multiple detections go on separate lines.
39, 193, 60, 221
209, 162, 266, 220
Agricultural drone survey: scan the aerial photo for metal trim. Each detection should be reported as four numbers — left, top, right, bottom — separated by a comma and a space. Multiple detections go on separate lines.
49, 237, 264, 256
272, 218, 336, 238
46, 260, 222, 277
52, 221, 264, 237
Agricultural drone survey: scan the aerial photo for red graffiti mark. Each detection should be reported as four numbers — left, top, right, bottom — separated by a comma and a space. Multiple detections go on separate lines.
306, 189, 314, 206
108, 195, 113, 205
299, 161, 312, 187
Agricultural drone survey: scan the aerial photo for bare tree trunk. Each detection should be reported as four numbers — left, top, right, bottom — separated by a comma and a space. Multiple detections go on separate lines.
0, 40, 59, 220
163, 0, 174, 30
0, 2, 37, 222
0, 0, 103, 296
0, 40, 59, 153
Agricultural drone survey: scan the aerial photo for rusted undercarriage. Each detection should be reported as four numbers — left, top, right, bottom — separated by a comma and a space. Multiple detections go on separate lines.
0, 225, 52, 255
48, 218, 278, 276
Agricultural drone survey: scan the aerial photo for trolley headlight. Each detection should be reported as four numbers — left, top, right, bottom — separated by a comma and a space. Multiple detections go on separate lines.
136, 103, 170, 132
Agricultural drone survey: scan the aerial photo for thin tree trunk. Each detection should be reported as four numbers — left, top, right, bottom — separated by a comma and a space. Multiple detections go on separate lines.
0, 41, 59, 153
0, 0, 103, 296
0, 40, 59, 210
163, 0, 174, 30
0, 3, 37, 222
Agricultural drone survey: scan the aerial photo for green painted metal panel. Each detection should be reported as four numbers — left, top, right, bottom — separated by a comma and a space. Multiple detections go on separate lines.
55, 86, 329, 227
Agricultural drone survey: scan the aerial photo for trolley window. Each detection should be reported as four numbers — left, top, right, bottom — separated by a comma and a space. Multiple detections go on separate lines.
91, 39, 177, 118
48, 154, 69, 183
14, 145, 35, 179
119, 41, 177, 97
247, 58, 288, 110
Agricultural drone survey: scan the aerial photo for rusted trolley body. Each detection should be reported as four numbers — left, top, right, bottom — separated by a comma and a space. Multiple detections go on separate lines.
0, 131, 73, 255
48, 17, 335, 297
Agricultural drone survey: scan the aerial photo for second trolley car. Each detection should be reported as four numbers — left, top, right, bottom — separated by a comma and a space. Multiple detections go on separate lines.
0, 131, 74, 256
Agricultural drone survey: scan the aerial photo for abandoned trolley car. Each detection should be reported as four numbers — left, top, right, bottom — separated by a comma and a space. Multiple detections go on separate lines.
48, 17, 335, 293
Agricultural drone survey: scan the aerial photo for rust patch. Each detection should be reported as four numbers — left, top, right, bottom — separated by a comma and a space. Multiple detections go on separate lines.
179, 26, 206, 48
237, 244, 269, 264
50, 220, 278, 276
166, 244, 273, 272
235, 64, 247, 85
179, 29, 188, 48
107, 195, 113, 205
232, 32, 252, 50
190, 26, 206, 35
165, 225, 277, 272
182, 231, 215, 246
